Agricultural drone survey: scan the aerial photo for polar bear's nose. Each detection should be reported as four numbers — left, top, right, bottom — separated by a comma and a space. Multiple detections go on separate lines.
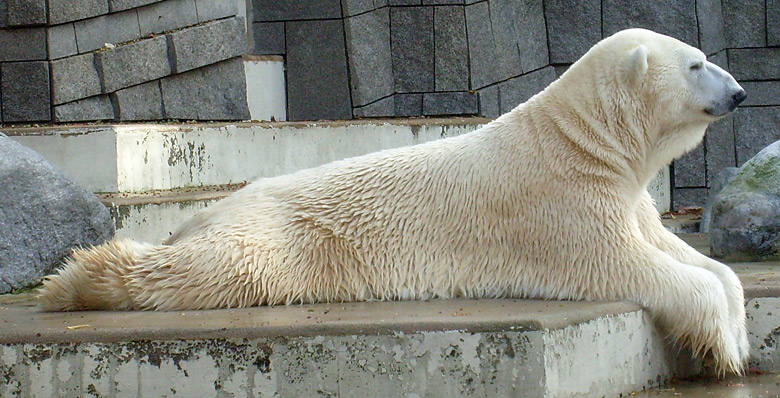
732, 89, 747, 106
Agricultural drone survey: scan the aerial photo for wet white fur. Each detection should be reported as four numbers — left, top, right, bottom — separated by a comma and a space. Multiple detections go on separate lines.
39, 29, 748, 374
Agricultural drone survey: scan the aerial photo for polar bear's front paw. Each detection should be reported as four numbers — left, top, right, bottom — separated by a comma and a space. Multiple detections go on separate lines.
710, 330, 746, 376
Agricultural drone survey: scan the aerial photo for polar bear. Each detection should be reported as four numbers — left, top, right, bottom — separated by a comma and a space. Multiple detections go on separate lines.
39, 29, 748, 374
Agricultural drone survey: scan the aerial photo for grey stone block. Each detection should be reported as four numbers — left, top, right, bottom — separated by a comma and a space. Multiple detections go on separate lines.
769, 0, 780, 46
97, 35, 171, 92
484, 0, 522, 80
2, 0, 46, 26
353, 96, 394, 118
701, 166, 739, 232
286, 20, 351, 121
252, 22, 285, 54
0, 137, 114, 293
253, 0, 341, 22
51, 53, 102, 105
741, 81, 780, 107
545, 0, 601, 64
161, 58, 250, 120
138, 0, 198, 36
491, 0, 547, 74
673, 188, 708, 209
391, 7, 434, 93
169, 16, 247, 73
194, 0, 237, 22
109, 0, 161, 12
423, 0, 464, 3
48, 23, 78, 59
112, 80, 164, 120
49, 0, 109, 25
74, 9, 141, 53
422, 91, 478, 116
728, 48, 780, 81
673, 143, 705, 187
465, 2, 500, 89
696, 0, 725, 55
722, 0, 765, 48
342, 0, 384, 17
603, 0, 698, 48
434, 6, 468, 91
345, 8, 393, 106
394, 93, 422, 117
478, 84, 500, 118
707, 51, 728, 70
497, 66, 556, 113
53, 95, 115, 122
705, 115, 736, 187
734, 107, 780, 165
0, 27, 46, 61
389, 0, 421, 4
1, 61, 50, 122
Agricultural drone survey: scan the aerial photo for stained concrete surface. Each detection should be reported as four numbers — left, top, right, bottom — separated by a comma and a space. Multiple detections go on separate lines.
637, 373, 780, 397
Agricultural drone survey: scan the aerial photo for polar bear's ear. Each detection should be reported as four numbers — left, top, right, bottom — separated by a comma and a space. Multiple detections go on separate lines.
621, 44, 648, 87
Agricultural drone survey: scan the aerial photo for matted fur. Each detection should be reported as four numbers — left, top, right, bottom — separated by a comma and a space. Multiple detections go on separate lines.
39, 29, 748, 374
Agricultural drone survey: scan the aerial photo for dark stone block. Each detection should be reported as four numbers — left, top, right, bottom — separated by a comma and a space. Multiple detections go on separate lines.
0, 137, 114, 293
113, 80, 164, 120
465, 2, 501, 89
169, 16, 247, 73
48, 23, 78, 59
478, 85, 500, 118
253, 0, 341, 22
422, 91, 478, 115
728, 48, 780, 81
484, 0, 522, 79
673, 188, 708, 209
394, 93, 422, 117
1, 61, 50, 122
603, 0, 698, 48
74, 9, 141, 53
2, 0, 47, 26
722, 0, 765, 48
285, 20, 352, 120
252, 22, 285, 55
434, 6, 468, 91
49, 0, 109, 25
497, 66, 556, 113
138, 0, 198, 36
493, 0, 548, 73
734, 107, 780, 165
194, 0, 237, 22
161, 58, 249, 120
109, 0, 161, 12
701, 166, 739, 232
553, 64, 570, 77
705, 115, 736, 187
424, 0, 464, 4
696, 0, 725, 55
53, 95, 115, 122
673, 143, 705, 187
96, 35, 171, 93
769, 0, 780, 46
345, 8, 393, 106
741, 81, 780, 107
353, 96, 394, 118
545, 0, 601, 64
0, 27, 46, 61
391, 7, 434, 93
51, 53, 102, 105
389, 0, 421, 4
707, 51, 728, 70
342, 0, 384, 17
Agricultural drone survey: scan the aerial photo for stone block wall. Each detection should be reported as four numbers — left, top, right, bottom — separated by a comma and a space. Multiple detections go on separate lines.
250, 0, 779, 209
0, 0, 250, 123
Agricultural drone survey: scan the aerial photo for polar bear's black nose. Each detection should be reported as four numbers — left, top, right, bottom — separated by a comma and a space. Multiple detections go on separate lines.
732, 89, 747, 106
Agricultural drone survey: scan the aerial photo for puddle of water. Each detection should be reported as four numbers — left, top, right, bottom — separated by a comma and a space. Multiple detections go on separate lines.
635, 373, 780, 397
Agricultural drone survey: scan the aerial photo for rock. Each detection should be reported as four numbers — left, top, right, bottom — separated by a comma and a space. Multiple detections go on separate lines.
0, 136, 114, 293
700, 167, 739, 233
710, 141, 780, 261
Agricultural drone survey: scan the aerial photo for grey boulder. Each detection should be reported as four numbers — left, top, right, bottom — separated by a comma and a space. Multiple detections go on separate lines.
710, 140, 780, 261
0, 134, 114, 293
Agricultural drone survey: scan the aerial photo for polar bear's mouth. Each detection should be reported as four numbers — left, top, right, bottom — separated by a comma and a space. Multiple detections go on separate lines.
705, 89, 747, 117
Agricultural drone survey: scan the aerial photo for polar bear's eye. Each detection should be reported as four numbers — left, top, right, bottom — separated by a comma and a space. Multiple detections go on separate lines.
690, 62, 704, 70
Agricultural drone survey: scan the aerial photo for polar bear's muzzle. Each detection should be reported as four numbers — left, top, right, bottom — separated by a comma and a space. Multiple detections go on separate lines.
701, 62, 746, 117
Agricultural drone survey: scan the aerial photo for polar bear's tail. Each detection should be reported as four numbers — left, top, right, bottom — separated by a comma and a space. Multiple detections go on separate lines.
37, 239, 153, 311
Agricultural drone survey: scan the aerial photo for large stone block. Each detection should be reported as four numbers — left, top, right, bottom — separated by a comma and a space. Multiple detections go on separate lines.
734, 107, 780, 165
53, 95, 115, 122
253, 0, 341, 22
545, 0, 601, 64
492, 0, 548, 73
74, 9, 141, 53
769, 0, 780, 46
194, 0, 237, 22
465, 2, 501, 89
696, 0, 725, 55
345, 8, 393, 106
673, 187, 708, 209
138, 0, 198, 36
722, 0, 765, 48
391, 7, 434, 93
108, 0, 161, 12
0, 136, 114, 293
705, 116, 736, 187
422, 91, 478, 115
485, 0, 523, 78
497, 66, 556, 113
394, 93, 422, 117
1, 61, 50, 122
168, 16, 247, 73
47, 23, 78, 59
434, 6, 468, 91
673, 143, 706, 188
251, 22, 285, 54
49, 0, 109, 25
112, 80, 164, 120
342, 0, 383, 17
603, 0, 698, 48
353, 95, 394, 118
728, 48, 780, 81
0, 27, 46, 61
161, 58, 250, 120
741, 81, 780, 107
96, 35, 171, 93
478, 84, 500, 117
286, 20, 352, 121
1, 0, 46, 26
51, 53, 102, 105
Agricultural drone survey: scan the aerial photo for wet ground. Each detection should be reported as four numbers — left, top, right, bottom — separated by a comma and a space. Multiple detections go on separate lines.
637, 373, 780, 397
